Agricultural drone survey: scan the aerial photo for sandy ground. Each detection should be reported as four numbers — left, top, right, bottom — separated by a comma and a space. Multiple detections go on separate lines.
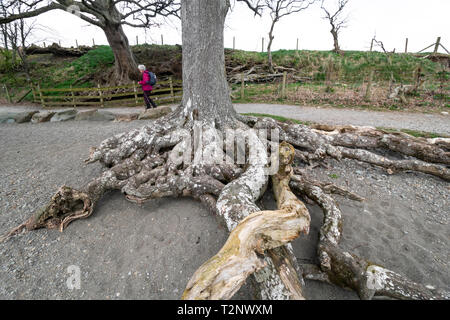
0, 118, 449, 300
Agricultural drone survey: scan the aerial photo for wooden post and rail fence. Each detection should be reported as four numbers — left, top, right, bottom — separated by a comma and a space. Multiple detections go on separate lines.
29, 77, 182, 108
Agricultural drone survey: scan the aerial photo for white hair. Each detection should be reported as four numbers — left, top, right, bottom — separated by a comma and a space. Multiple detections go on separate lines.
138, 64, 146, 71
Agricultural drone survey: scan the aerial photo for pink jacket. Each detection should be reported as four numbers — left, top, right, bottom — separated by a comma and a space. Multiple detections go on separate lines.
138, 70, 153, 91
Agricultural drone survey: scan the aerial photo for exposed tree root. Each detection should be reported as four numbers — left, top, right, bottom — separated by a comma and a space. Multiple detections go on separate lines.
182, 142, 310, 300
290, 175, 450, 300
1, 107, 448, 300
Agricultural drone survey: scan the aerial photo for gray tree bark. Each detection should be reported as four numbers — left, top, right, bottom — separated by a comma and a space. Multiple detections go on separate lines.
181, 0, 237, 129
331, 29, 340, 53
103, 21, 139, 82
267, 18, 277, 73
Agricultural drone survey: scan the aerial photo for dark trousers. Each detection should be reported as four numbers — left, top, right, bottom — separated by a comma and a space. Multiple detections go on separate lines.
143, 90, 157, 109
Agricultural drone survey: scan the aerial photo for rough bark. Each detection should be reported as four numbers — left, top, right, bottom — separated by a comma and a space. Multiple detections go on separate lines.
181, 0, 237, 129
267, 18, 276, 73
103, 20, 139, 83
331, 29, 340, 54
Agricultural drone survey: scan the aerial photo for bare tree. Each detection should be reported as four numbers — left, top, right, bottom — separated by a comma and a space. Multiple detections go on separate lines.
0, 1, 48, 86
245, 0, 316, 72
1, 1, 38, 80
1, 0, 449, 302
0, 1, 11, 62
0, 0, 180, 82
321, 0, 349, 54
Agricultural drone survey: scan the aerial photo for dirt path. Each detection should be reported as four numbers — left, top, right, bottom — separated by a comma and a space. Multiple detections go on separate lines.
1, 103, 449, 135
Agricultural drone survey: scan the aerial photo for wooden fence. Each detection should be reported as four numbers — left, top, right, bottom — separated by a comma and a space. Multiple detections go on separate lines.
32, 77, 182, 108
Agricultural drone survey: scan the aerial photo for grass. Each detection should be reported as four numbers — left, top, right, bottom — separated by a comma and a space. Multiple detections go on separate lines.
71, 45, 114, 77
227, 48, 441, 83
376, 127, 448, 139
241, 113, 447, 139
1, 45, 447, 109
231, 77, 448, 113
241, 113, 311, 126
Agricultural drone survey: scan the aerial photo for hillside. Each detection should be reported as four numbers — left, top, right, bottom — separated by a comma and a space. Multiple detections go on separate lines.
0, 44, 448, 112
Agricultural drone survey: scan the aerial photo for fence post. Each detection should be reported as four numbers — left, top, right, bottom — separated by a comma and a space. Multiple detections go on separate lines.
136, 35, 139, 45
30, 83, 37, 102
233, 36, 235, 50
405, 38, 408, 53
365, 69, 374, 101
296, 38, 299, 51
281, 72, 287, 99
92, 38, 95, 46
325, 57, 334, 92
37, 83, 45, 108
161, 34, 164, 45
262, 38, 264, 53
133, 82, 139, 106
76, 39, 79, 48
370, 38, 374, 52
240, 73, 245, 99
98, 83, 104, 108
70, 85, 76, 108
169, 77, 174, 102
387, 55, 394, 95
433, 37, 441, 54
3, 84, 12, 103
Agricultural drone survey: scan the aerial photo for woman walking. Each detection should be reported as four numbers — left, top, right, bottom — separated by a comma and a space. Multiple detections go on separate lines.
138, 64, 157, 109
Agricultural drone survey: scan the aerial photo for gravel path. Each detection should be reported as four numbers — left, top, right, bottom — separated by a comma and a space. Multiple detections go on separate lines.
1, 103, 449, 135
234, 104, 450, 136
0, 120, 448, 300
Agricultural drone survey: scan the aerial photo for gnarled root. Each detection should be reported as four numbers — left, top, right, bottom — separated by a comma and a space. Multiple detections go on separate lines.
2, 107, 448, 300
182, 142, 310, 300
291, 175, 450, 300
2, 186, 94, 243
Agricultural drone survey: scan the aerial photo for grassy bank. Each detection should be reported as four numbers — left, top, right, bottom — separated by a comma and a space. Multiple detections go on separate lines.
1, 45, 448, 112
226, 49, 443, 83
243, 113, 448, 138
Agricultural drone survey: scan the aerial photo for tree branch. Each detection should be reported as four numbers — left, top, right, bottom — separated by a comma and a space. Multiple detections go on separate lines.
0, 2, 64, 24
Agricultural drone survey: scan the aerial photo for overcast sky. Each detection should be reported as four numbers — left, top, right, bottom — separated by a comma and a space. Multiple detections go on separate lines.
30, 0, 449, 54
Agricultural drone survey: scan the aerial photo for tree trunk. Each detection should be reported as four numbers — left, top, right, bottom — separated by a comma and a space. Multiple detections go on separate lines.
180, 0, 307, 300
267, 19, 277, 73
103, 22, 139, 83
181, 0, 236, 128
1, 24, 8, 50
331, 29, 340, 53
